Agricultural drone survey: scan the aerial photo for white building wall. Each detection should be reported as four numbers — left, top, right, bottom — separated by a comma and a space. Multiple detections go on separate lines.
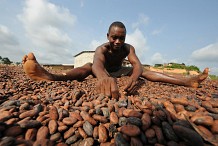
74, 52, 94, 68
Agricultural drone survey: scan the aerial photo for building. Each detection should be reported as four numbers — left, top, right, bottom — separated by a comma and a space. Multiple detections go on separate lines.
74, 51, 95, 68
74, 51, 132, 68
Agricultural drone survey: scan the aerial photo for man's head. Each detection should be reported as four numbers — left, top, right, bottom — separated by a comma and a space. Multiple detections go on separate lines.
107, 21, 126, 50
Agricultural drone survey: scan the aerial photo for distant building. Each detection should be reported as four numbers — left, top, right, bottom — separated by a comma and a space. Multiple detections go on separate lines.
74, 51, 95, 68
74, 51, 132, 68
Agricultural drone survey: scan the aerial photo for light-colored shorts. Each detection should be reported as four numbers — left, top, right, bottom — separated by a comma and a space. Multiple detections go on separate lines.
107, 67, 133, 78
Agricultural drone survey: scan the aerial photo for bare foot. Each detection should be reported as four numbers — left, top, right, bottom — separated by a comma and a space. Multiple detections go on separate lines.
22, 52, 55, 81
187, 68, 209, 88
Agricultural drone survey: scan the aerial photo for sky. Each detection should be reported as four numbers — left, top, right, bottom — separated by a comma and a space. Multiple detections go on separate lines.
0, 0, 218, 75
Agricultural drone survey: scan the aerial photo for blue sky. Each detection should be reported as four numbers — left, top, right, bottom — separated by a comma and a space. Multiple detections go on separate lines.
1, 0, 218, 75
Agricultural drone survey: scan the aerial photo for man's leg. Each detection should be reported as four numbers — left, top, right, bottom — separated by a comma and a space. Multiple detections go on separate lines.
22, 52, 92, 81
141, 68, 209, 88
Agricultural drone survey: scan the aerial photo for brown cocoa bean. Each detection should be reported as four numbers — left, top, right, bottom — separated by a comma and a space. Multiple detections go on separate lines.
64, 127, 76, 139
48, 119, 58, 134
110, 112, 118, 124
62, 117, 78, 125
191, 115, 214, 126
73, 120, 84, 128
25, 128, 37, 141
211, 120, 218, 134
93, 114, 108, 123
141, 112, 151, 130
0, 111, 13, 122
99, 124, 108, 143
80, 111, 97, 125
130, 137, 143, 146
123, 109, 142, 118
19, 109, 38, 119
4, 125, 23, 137
197, 125, 213, 139
69, 111, 83, 121
145, 128, 155, 139
49, 106, 59, 120
93, 126, 99, 140
120, 125, 140, 137
50, 132, 62, 141
36, 126, 49, 140
58, 125, 68, 132
78, 127, 88, 139
19, 120, 41, 128
152, 125, 165, 144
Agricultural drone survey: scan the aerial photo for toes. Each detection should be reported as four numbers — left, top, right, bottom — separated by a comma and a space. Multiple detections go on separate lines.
27, 52, 36, 60
22, 55, 28, 64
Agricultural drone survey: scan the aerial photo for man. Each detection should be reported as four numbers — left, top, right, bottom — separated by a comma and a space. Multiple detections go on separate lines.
22, 21, 209, 99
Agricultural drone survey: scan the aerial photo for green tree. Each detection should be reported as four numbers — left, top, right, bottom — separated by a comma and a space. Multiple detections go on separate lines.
2, 57, 12, 64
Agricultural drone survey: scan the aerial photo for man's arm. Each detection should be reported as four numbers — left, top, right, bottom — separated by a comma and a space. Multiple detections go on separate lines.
92, 46, 109, 79
92, 46, 119, 99
124, 45, 143, 93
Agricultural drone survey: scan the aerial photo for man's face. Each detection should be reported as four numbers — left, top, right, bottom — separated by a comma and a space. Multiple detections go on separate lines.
107, 26, 126, 51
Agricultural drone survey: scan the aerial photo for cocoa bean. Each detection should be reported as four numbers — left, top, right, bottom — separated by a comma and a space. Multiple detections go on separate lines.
173, 125, 204, 146
4, 125, 23, 137
25, 128, 37, 141
127, 117, 142, 127
19, 120, 41, 129
50, 132, 62, 141
64, 127, 76, 139
80, 111, 97, 125
110, 112, 119, 124
49, 106, 59, 120
77, 128, 87, 139
114, 132, 130, 146
99, 124, 108, 143
120, 125, 140, 137
130, 137, 143, 146
123, 109, 142, 118
211, 120, 218, 134
93, 126, 99, 140
93, 114, 108, 123
36, 126, 49, 140
162, 121, 178, 142
141, 112, 151, 130
62, 117, 77, 125
0, 137, 16, 146
48, 119, 58, 134
83, 121, 93, 136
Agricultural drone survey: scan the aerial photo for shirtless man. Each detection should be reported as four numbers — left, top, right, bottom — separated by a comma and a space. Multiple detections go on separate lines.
22, 21, 209, 99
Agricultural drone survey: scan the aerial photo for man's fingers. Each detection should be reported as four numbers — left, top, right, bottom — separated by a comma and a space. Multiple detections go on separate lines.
111, 79, 119, 99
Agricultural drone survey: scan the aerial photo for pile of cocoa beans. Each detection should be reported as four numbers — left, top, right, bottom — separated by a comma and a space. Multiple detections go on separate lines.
0, 65, 218, 146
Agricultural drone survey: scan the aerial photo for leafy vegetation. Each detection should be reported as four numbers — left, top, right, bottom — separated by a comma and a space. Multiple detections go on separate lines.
209, 75, 218, 80
155, 63, 200, 72
0, 56, 13, 64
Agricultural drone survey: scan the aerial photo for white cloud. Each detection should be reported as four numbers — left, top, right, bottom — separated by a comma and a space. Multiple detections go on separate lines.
88, 40, 105, 51
0, 25, 19, 46
151, 27, 164, 36
0, 25, 24, 62
17, 0, 77, 64
125, 28, 149, 62
191, 42, 218, 62
151, 52, 166, 64
132, 14, 149, 29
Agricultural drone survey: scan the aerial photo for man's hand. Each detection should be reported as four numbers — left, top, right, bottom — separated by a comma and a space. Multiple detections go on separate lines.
96, 77, 119, 99
124, 77, 138, 94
